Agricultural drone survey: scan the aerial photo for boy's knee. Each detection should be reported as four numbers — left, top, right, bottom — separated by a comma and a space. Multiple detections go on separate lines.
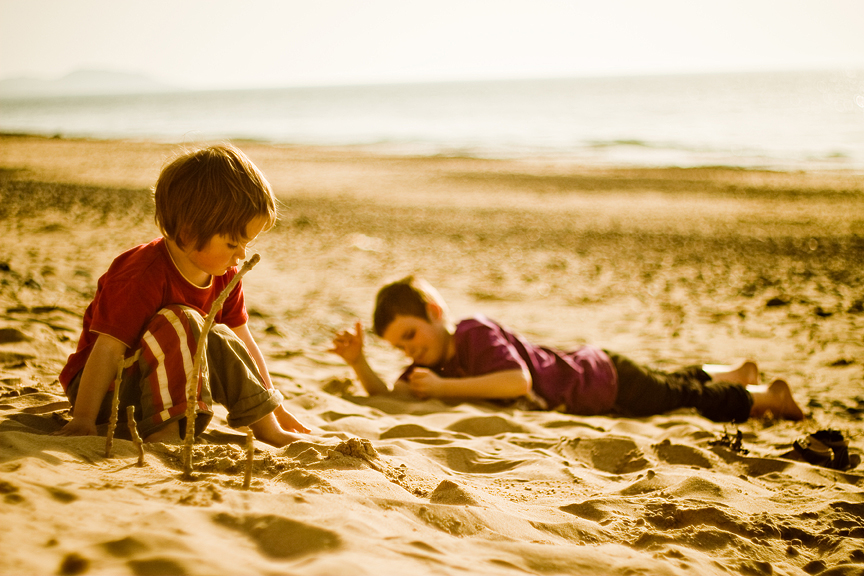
136, 306, 206, 362
160, 305, 204, 325
145, 306, 204, 336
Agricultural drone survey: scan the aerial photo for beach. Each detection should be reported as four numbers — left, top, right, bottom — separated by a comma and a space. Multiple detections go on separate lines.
1, 133, 863, 575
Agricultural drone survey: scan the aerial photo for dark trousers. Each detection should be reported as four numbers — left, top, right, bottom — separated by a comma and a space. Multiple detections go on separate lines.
605, 351, 753, 423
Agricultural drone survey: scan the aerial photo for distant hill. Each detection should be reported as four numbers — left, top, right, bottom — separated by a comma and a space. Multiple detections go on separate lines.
0, 69, 177, 98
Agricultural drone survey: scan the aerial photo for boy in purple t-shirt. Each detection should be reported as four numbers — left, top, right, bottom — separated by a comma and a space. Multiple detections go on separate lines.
331, 276, 805, 423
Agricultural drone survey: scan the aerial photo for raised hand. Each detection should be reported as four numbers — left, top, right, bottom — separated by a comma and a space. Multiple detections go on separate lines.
329, 320, 365, 366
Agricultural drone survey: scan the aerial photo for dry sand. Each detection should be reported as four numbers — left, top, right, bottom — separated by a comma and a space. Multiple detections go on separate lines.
1, 134, 863, 575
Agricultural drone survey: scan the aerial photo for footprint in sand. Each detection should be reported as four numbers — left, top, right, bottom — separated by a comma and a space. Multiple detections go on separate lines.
445, 415, 530, 437
0, 327, 29, 343
58, 553, 89, 576
652, 439, 715, 469
380, 423, 441, 439
213, 513, 341, 559
0, 479, 24, 504
127, 557, 187, 576
420, 445, 524, 474
559, 499, 613, 523
558, 436, 651, 474
100, 536, 149, 558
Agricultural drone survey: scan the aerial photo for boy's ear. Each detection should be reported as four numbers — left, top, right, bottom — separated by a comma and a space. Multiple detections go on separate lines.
173, 228, 191, 250
426, 302, 443, 321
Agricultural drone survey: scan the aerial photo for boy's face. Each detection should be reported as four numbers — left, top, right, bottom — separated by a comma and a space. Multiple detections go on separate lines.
381, 308, 450, 367
186, 215, 268, 278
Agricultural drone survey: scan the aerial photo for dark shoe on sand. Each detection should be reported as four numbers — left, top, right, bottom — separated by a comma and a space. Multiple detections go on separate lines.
792, 429, 859, 471
792, 434, 833, 467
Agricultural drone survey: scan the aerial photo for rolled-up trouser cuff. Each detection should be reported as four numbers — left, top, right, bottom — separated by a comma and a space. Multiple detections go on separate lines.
226, 388, 284, 428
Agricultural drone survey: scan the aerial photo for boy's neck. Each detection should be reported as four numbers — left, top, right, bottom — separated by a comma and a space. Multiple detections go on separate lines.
164, 237, 212, 288
444, 330, 456, 362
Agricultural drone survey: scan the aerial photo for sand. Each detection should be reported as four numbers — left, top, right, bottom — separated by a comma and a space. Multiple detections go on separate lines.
1, 134, 863, 576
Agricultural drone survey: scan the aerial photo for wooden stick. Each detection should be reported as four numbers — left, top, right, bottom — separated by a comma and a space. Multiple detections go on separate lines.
127, 405, 145, 466
243, 428, 254, 490
104, 361, 124, 458
182, 254, 261, 479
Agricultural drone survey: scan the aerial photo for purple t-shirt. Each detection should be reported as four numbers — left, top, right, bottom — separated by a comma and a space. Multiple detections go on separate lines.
400, 315, 618, 415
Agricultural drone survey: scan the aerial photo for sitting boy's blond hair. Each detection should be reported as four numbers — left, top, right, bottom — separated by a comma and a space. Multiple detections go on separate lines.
154, 144, 277, 250
373, 275, 450, 336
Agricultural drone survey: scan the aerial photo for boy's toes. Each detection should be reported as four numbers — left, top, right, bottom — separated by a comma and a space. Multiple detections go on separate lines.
768, 379, 804, 421
741, 360, 759, 386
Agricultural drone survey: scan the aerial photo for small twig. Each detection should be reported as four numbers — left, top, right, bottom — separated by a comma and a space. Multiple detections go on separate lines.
243, 428, 255, 490
709, 427, 749, 455
104, 361, 124, 458
127, 405, 145, 466
182, 254, 261, 480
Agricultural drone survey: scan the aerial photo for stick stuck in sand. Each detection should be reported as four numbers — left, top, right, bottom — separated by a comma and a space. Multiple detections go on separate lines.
243, 428, 254, 489
104, 361, 124, 458
182, 254, 261, 479
126, 405, 145, 466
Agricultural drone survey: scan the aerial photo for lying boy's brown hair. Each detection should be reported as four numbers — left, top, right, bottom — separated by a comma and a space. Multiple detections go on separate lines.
373, 275, 449, 337
154, 144, 277, 251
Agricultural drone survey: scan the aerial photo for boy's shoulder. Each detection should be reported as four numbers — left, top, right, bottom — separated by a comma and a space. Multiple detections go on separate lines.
102, 238, 169, 282
453, 315, 509, 346
455, 315, 502, 333
113, 236, 164, 260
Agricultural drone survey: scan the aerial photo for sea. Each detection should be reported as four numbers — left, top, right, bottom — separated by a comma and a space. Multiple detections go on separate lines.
2, 69, 863, 171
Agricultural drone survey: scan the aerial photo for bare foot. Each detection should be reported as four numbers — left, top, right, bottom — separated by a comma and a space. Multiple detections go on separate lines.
143, 420, 182, 443
703, 360, 759, 386
249, 412, 306, 447
748, 379, 805, 421
274, 404, 311, 434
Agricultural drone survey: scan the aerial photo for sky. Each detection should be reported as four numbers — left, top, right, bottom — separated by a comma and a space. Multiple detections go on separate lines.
1, 0, 863, 90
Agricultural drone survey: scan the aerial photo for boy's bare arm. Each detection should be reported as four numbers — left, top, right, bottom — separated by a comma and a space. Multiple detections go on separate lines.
407, 368, 531, 400
231, 324, 311, 435
330, 321, 391, 396
54, 334, 127, 436
348, 354, 392, 396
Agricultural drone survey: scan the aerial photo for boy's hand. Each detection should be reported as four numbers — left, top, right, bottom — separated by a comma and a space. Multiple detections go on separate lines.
406, 368, 443, 399
53, 416, 98, 437
329, 321, 365, 366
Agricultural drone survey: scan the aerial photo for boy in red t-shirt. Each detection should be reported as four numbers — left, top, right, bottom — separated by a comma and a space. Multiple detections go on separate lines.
331, 276, 804, 423
55, 144, 309, 446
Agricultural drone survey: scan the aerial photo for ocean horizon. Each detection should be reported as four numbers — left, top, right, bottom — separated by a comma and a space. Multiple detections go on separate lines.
2, 69, 863, 171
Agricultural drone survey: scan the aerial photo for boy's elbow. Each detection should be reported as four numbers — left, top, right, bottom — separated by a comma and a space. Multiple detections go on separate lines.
515, 369, 532, 396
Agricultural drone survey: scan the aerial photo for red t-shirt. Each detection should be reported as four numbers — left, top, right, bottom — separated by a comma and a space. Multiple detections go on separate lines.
59, 237, 248, 391
400, 315, 618, 415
